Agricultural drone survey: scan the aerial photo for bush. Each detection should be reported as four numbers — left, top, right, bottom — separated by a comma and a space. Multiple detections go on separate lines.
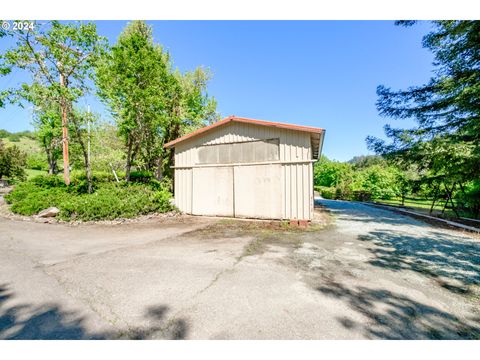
30, 174, 65, 188
335, 186, 352, 200
357, 165, 400, 200
129, 170, 154, 183
5, 175, 173, 220
71, 170, 118, 184
315, 186, 336, 199
60, 183, 172, 221
26, 153, 49, 171
0, 141, 27, 181
5, 178, 66, 215
352, 190, 372, 201
70, 170, 119, 193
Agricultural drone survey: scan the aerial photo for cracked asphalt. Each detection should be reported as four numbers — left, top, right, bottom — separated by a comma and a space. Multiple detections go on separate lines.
1, 200, 479, 339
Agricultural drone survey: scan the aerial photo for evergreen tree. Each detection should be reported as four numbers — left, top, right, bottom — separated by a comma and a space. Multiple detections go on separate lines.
367, 21, 480, 178
367, 21, 480, 214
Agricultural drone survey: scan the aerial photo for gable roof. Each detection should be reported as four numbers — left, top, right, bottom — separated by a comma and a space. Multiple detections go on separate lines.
163, 116, 325, 149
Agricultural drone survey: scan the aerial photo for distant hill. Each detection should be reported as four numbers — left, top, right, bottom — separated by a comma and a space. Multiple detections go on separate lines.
347, 154, 385, 169
0, 129, 40, 153
0, 129, 35, 142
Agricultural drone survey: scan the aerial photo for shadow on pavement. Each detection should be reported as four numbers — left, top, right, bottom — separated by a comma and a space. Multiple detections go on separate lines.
317, 280, 480, 339
358, 230, 480, 293
0, 283, 188, 340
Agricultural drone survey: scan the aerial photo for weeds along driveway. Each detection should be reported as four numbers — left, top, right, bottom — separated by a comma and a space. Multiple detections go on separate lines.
1, 201, 480, 339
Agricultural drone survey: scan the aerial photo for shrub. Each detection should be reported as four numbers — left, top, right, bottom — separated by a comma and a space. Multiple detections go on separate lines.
30, 174, 65, 188
149, 177, 172, 193
5, 176, 173, 220
0, 141, 27, 181
315, 186, 336, 199
26, 153, 49, 171
60, 183, 172, 221
352, 190, 372, 201
335, 186, 352, 200
356, 165, 400, 200
71, 170, 117, 184
129, 170, 154, 183
5, 178, 67, 215
70, 170, 119, 193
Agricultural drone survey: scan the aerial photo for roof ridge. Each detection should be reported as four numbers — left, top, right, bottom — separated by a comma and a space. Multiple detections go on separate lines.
164, 116, 324, 148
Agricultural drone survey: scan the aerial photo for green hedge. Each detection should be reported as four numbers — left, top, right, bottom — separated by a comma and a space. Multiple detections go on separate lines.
315, 186, 336, 199
5, 175, 173, 221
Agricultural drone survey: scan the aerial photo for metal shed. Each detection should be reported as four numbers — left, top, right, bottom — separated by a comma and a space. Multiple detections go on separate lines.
164, 116, 325, 221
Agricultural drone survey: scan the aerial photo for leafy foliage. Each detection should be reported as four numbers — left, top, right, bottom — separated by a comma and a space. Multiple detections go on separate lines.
26, 152, 49, 171
1, 21, 107, 107
314, 155, 403, 200
0, 139, 27, 180
0, 21, 107, 184
366, 21, 480, 217
95, 21, 219, 181
4, 175, 173, 220
89, 122, 124, 174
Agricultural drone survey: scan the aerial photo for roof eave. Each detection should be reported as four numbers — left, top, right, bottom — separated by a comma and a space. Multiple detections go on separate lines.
164, 116, 325, 149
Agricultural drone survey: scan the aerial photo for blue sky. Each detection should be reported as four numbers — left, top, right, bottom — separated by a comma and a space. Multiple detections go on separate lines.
0, 21, 434, 161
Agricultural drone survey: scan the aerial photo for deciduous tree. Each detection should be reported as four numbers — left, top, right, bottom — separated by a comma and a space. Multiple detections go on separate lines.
0, 20, 106, 185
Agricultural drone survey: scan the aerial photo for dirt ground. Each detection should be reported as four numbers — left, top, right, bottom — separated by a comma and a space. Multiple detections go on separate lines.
0, 199, 479, 339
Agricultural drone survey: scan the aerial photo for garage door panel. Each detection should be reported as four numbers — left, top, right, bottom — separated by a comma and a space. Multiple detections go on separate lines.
192, 167, 233, 216
234, 164, 282, 219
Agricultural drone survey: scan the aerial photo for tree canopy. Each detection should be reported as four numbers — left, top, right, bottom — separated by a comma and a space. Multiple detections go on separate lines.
367, 21, 480, 180
366, 20, 480, 217
0, 21, 107, 187
95, 20, 219, 181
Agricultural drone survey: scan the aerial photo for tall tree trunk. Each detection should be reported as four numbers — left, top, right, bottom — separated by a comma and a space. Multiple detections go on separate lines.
79, 144, 92, 193
125, 136, 141, 182
46, 149, 54, 174
163, 124, 180, 180
43, 140, 57, 175
125, 138, 133, 182
47, 153, 57, 175
155, 155, 163, 181
77, 141, 92, 193
445, 183, 459, 218
430, 184, 440, 214
71, 112, 93, 193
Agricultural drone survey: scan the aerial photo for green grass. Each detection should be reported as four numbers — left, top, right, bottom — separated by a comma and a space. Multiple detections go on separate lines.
373, 197, 477, 219
375, 197, 446, 210
2, 137, 41, 154
1, 168, 47, 184
25, 168, 48, 179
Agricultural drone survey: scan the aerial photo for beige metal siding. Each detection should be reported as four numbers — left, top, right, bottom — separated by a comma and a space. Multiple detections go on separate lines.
174, 122, 312, 167
234, 164, 282, 219
173, 122, 315, 220
174, 168, 192, 213
192, 167, 234, 216
282, 162, 312, 220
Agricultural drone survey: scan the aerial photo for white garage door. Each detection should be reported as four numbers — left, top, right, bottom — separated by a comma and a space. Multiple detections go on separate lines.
192, 167, 234, 216
234, 164, 282, 219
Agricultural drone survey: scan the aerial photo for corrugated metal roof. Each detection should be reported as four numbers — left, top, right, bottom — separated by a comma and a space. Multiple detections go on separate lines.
164, 115, 325, 149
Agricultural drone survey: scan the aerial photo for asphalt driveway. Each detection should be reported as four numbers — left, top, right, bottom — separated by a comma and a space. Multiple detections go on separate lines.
0, 200, 479, 339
